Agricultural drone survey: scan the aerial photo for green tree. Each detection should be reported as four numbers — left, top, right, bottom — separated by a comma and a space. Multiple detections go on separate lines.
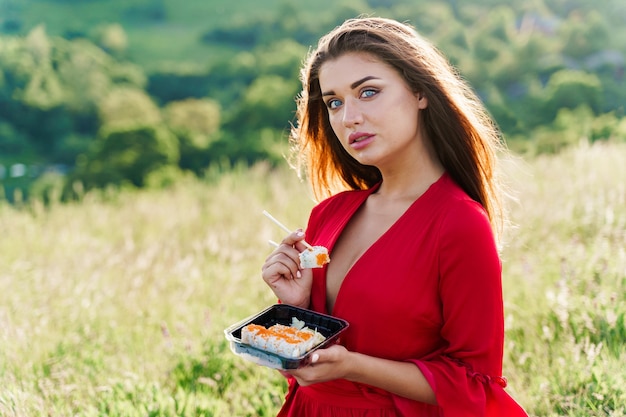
543, 69, 603, 117
92, 23, 128, 56
206, 128, 286, 167
163, 98, 222, 173
97, 86, 162, 129
0, 121, 28, 154
70, 124, 179, 190
0, 25, 148, 164
559, 10, 610, 59
147, 63, 212, 103
163, 98, 220, 139
255, 39, 307, 79
16, 26, 62, 107
230, 75, 298, 132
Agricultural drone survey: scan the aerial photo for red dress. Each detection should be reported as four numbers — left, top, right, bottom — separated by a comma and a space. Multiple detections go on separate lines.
277, 173, 528, 417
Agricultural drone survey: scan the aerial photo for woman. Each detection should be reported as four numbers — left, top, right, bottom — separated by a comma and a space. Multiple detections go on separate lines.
261, 16, 528, 416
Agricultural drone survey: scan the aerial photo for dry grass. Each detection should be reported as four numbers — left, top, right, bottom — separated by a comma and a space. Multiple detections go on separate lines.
0, 143, 624, 416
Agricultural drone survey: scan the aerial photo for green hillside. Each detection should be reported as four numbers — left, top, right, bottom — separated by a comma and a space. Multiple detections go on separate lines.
15, 0, 353, 67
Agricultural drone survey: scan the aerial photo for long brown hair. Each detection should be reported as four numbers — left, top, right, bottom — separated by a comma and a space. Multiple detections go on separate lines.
290, 17, 506, 238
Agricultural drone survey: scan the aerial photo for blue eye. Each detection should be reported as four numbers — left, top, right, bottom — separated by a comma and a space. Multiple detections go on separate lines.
327, 98, 342, 109
361, 88, 378, 98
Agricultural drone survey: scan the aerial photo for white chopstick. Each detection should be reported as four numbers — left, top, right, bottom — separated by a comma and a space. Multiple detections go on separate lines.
268, 239, 279, 248
263, 210, 314, 250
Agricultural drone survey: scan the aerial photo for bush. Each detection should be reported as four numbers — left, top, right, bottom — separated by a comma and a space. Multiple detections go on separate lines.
68, 124, 179, 191
97, 87, 162, 129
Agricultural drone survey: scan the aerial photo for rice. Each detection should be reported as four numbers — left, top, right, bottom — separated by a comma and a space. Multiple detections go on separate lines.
299, 246, 330, 268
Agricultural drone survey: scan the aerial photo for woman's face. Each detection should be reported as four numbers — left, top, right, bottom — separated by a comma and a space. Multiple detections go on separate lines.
318, 52, 428, 171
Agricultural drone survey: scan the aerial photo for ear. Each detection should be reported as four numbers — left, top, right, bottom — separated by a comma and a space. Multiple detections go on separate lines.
417, 92, 428, 109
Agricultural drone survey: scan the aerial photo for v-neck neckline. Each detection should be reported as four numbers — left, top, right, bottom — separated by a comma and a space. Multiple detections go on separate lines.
324, 172, 448, 315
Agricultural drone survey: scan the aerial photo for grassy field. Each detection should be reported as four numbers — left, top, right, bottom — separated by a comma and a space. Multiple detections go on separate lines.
0, 142, 625, 416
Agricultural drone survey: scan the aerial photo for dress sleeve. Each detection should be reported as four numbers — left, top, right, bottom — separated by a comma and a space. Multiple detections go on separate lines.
395, 200, 527, 416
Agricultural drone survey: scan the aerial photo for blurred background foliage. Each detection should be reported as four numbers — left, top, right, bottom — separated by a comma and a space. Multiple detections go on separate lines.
0, 0, 625, 201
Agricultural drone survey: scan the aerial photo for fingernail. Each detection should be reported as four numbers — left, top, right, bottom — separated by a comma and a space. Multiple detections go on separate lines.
296, 270, 302, 279
311, 353, 319, 363
296, 230, 305, 237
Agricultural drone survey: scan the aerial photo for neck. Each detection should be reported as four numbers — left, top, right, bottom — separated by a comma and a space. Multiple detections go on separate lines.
375, 152, 445, 201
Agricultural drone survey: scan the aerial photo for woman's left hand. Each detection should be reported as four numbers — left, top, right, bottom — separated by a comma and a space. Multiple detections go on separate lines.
286, 344, 352, 386
284, 343, 438, 405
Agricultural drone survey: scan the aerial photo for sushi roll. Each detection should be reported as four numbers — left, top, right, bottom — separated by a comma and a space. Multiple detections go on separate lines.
241, 322, 326, 358
299, 246, 330, 268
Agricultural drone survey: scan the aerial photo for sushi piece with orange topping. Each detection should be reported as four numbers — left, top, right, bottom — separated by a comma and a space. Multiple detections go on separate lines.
299, 246, 330, 269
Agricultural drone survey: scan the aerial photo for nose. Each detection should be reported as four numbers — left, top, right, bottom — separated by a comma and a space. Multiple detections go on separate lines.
342, 98, 363, 127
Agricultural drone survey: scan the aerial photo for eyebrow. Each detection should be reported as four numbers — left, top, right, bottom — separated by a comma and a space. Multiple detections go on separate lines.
321, 76, 381, 97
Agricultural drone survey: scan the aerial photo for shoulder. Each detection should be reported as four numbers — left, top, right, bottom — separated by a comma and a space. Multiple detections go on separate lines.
436, 176, 494, 240
434, 177, 501, 280
306, 186, 375, 237
311, 186, 374, 218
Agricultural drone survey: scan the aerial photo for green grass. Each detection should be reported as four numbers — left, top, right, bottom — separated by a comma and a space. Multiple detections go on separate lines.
1, 143, 625, 416
497, 142, 626, 416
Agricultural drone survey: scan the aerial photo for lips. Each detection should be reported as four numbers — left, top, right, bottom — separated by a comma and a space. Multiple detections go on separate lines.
348, 132, 373, 144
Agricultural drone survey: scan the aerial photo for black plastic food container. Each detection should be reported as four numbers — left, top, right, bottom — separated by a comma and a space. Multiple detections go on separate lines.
224, 304, 350, 370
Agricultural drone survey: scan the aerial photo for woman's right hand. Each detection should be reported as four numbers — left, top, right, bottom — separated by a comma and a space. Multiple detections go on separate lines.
261, 230, 313, 308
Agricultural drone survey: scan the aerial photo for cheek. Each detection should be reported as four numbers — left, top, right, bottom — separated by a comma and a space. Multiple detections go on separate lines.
388, 103, 420, 134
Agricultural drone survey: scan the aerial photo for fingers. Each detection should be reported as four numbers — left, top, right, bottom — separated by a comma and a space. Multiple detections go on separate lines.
261, 230, 314, 305
262, 230, 307, 282
262, 259, 300, 283
262, 246, 301, 282
287, 345, 349, 386
263, 244, 299, 266
280, 229, 307, 249
264, 230, 306, 263
307, 345, 344, 366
